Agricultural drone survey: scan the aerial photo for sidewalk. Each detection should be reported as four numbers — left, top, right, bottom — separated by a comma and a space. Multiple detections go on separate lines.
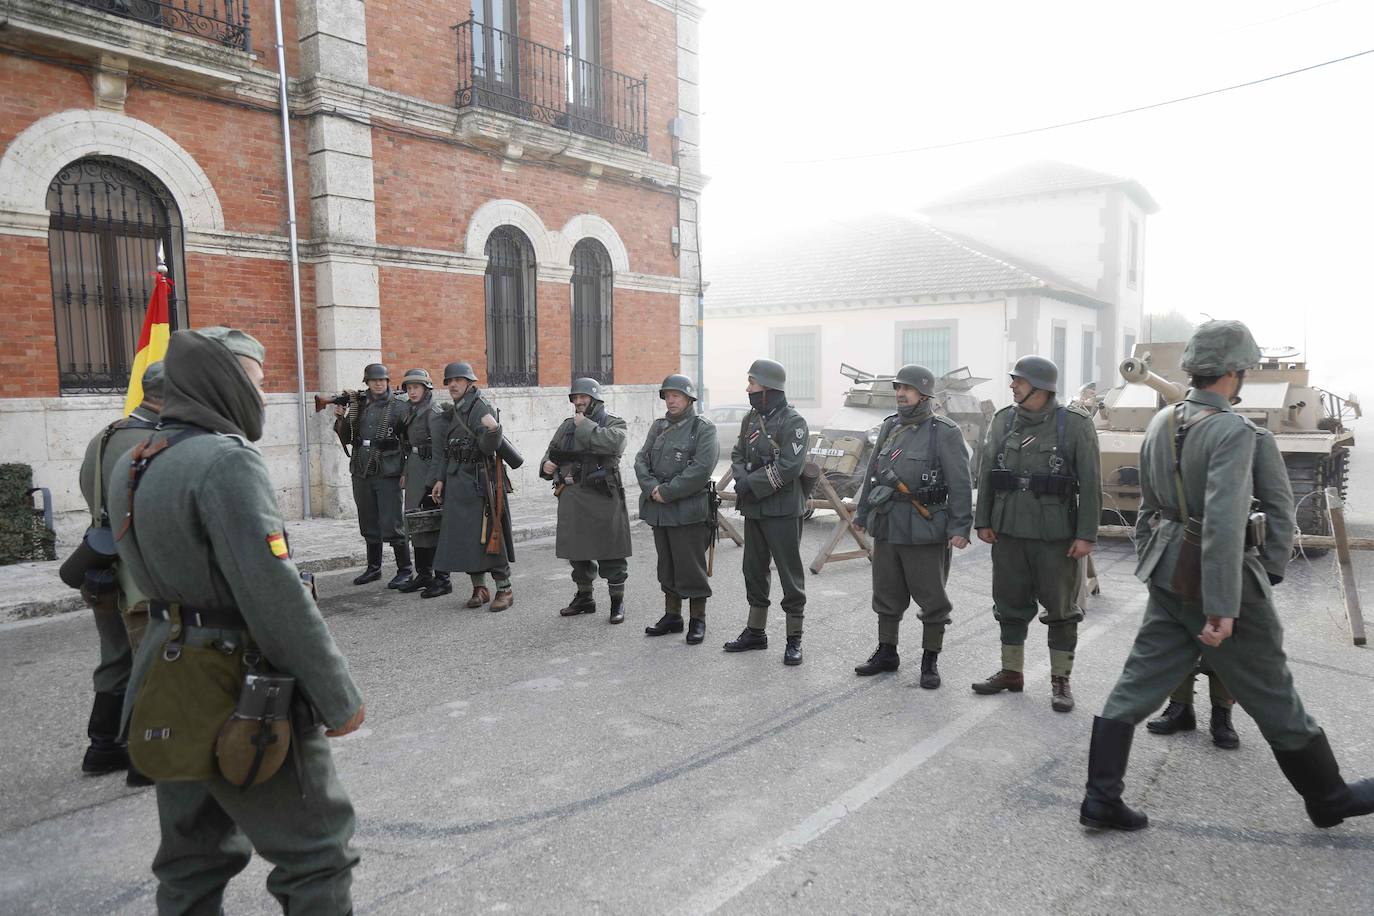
1, 479, 642, 620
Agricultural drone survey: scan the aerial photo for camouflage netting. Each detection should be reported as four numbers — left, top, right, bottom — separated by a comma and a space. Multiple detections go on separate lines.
0, 464, 57, 564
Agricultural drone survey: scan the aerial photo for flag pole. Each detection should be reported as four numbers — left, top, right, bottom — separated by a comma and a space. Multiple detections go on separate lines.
273, 0, 312, 519
157, 241, 174, 330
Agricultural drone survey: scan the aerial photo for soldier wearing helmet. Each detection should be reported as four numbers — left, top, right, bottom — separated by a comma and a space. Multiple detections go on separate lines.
540, 377, 633, 623
972, 353, 1101, 712
394, 368, 447, 597
428, 360, 516, 611
851, 364, 973, 688
722, 358, 811, 666
333, 363, 413, 589
635, 373, 720, 644
1081, 319, 1374, 832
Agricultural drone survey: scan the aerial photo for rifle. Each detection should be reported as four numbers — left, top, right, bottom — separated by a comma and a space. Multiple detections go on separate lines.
878, 468, 933, 520
706, 480, 721, 577
479, 455, 507, 555
317, 390, 363, 457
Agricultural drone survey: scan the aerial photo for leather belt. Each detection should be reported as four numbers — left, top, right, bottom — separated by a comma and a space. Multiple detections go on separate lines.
149, 601, 247, 630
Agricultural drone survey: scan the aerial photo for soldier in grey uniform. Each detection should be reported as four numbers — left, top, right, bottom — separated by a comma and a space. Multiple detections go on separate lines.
334, 363, 412, 588
1080, 320, 1374, 831
429, 361, 515, 611
972, 355, 1100, 712
72, 361, 164, 784
722, 359, 810, 666
541, 377, 633, 624
852, 364, 973, 689
397, 368, 448, 597
109, 326, 364, 913
636, 374, 720, 644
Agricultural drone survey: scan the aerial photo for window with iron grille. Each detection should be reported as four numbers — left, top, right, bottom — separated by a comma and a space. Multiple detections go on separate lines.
899, 326, 952, 377
484, 226, 538, 387
47, 157, 188, 394
770, 328, 819, 402
1081, 329, 1096, 386
570, 238, 613, 383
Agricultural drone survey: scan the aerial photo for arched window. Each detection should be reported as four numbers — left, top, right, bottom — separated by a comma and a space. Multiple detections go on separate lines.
485, 226, 538, 387
47, 157, 188, 393
570, 238, 613, 383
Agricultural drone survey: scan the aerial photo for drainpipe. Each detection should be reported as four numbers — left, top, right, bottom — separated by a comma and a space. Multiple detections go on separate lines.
272, 0, 312, 518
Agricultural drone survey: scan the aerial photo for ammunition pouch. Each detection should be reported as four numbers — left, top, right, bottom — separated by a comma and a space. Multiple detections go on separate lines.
410, 444, 433, 462
867, 484, 895, 508
444, 438, 482, 463
988, 469, 1078, 497
584, 465, 613, 497
913, 485, 949, 506
215, 670, 295, 789
373, 437, 401, 453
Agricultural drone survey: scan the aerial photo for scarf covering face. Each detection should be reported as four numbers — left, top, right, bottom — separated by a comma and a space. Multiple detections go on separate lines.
897, 398, 933, 425
749, 389, 787, 413
160, 329, 266, 441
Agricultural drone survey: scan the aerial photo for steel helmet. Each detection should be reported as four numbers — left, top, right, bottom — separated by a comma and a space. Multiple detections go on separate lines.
569, 377, 603, 402
1180, 320, 1262, 375
400, 368, 433, 390
442, 361, 477, 382
1009, 355, 1058, 393
893, 363, 936, 398
659, 373, 698, 401
746, 358, 786, 391
363, 363, 390, 382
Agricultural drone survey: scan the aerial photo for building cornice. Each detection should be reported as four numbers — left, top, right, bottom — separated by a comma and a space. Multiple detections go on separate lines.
647, 0, 707, 22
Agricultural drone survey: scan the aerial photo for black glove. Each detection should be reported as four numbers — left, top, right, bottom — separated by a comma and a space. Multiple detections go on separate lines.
732, 464, 750, 504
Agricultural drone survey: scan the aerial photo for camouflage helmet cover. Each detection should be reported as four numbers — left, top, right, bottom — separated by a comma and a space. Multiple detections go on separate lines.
569, 377, 603, 402
893, 363, 937, 398
363, 363, 390, 381
1180, 320, 1262, 375
1009, 354, 1058, 393
400, 367, 433, 389
746, 358, 786, 391
442, 361, 477, 382
659, 373, 698, 401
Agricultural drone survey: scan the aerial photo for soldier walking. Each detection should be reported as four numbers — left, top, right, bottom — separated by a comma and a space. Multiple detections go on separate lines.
541, 377, 633, 624
636, 374, 719, 644
851, 364, 973, 688
430, 361, 515, 611
334, 363, 412, 588
722, 359, 810, 666
972, 355, 1100, 711
109, 326, 364, 913
68, 361, 164, 786
396, 368, 448, 597
1079, 320, 1374, 831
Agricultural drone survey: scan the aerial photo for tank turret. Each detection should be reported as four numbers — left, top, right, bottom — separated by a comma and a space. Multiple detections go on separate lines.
1119, 357, 1185, 405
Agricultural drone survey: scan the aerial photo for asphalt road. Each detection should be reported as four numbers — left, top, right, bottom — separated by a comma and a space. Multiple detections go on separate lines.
2, 451, 1372, 915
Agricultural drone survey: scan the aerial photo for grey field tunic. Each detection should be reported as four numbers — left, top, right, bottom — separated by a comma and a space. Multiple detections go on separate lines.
429, 386, 514, 574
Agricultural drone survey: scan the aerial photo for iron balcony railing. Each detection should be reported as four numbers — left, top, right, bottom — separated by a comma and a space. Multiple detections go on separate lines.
454, 17, 648, 152
64, 0, 251, 53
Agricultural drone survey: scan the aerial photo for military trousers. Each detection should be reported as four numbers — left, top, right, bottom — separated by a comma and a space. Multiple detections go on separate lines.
991, 534, 1082, 663
1101, 584, 1319, 752
653, 524, 713, 600
743, 516, 806, 637
352, 474, 405, 545
571, 558, 628, 596
1170, 658, 1235, 707
91, 605, 132, 695
871, 539, 952, 651
151, 726, 358, 915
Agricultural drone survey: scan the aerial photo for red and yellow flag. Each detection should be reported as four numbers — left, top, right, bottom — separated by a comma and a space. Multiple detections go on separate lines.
122, 271, 172, 416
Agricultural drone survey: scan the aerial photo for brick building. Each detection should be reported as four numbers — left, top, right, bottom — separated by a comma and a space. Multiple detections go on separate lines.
0, 0, 705, 539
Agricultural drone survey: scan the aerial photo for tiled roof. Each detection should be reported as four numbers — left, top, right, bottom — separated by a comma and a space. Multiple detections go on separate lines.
704, 213, 1106, 314
923, 160, 1159, 214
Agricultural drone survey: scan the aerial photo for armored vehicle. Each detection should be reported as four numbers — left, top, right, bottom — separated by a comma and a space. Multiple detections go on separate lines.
1091, 341, 1359, 536
805, 364, 995, 515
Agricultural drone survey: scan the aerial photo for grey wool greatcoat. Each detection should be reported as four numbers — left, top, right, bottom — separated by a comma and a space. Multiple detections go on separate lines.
541, 406, 633, 561
400, 393, 443, 549
429, 386, 514, 573
634, 412, 719, 527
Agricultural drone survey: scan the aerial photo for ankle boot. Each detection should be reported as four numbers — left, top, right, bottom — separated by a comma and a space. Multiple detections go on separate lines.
1210, 705, 1239, 749
463, 583, 490, 607
724, 627, 767, 652
783, 635, 803, 666
421, 571, 452, 599
559, 592, 596, 617
971, 669, 1024, 695
490, 587, 514, 611
398, 547, 433, 593
82, 692, 129, 775
1079, 716, 1149, 831
608, 595, 625, 625
686, 598, 707, 644
353, 543, 383, 585
645, 614, 685, 636
387, 542, 414, 588
854, 643, 899, 676
1146, 701, 1197, 735
1273, 730, 1374, 828
1051, 675, 1075, 713
919, 650, 941, 689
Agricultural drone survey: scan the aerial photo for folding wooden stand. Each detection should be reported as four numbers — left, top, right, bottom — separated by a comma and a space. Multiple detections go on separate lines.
713, 467, 872, 574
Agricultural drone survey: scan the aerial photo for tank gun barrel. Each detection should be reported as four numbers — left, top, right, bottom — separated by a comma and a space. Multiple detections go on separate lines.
1119, 357, 1186, 405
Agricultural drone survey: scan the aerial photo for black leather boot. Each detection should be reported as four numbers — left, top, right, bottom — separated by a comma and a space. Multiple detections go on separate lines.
608, 595, 625, 625
783, 635, 803, 666
559, 592, 596, 617
919, 650, 941, 689
854, 643, 899, 676
421, 571, 452, 599
1273, 730, 1374, 828
387, 542, 414, 588
723, 627, 767, 652
1210, 705, 1239, 749
1079, 716, 1149, 831
1146, 701, 1197, 735
82, 692, 129, 775
353, 543, 383, 585
686, 618, 706, 644
645, 614, 685, 636
398, 547, 433, 593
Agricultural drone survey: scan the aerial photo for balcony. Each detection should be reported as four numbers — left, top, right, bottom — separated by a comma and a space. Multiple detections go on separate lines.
63, 0, 251, 52
454, 18, 647, 152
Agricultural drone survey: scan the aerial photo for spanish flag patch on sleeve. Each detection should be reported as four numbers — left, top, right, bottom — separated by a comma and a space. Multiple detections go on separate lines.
266, 532, 290, 559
